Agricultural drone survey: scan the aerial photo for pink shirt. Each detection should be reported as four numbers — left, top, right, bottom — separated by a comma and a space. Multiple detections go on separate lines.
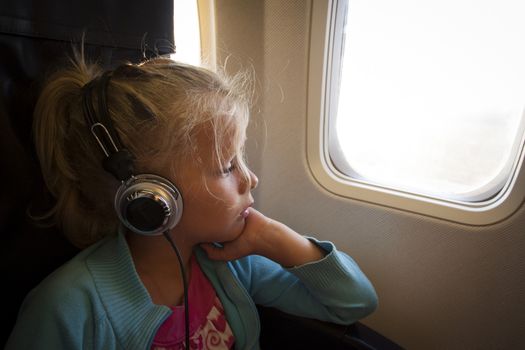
151, 257, 235, 350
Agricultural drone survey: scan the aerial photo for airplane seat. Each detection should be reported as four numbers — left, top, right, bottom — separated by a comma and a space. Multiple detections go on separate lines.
0, 1, 401, 349
0, 0, 173, 347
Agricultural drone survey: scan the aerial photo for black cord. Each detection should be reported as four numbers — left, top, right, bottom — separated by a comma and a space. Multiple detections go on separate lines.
163, 230, 190, 349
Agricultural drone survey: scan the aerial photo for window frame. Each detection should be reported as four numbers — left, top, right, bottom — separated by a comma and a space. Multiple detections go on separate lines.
306, 0, 525, 225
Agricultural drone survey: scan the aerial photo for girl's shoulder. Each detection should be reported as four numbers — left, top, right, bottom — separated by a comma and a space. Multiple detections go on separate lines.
7, 237, 123, 350
23, 236, 115, 309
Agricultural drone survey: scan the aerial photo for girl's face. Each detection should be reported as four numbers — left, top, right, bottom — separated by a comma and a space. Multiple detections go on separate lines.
172, 126, 258, 245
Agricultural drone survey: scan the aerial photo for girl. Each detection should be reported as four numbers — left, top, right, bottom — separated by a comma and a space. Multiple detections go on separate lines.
6, 53, 377, 350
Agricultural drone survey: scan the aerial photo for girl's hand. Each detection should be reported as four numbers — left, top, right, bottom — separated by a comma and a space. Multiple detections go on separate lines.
200, 208, 325, 266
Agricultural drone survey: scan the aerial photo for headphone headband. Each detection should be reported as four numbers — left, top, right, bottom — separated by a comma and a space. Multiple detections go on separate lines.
82, 71, 134, 181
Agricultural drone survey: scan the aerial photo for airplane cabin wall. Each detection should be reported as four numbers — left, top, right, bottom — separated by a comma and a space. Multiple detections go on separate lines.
213, 1, 525, 348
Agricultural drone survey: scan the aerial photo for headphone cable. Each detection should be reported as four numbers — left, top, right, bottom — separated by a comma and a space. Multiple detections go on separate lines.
163, 230, 190, 348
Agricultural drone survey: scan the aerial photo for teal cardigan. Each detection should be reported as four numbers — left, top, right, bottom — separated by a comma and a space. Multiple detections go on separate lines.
6, 228, 377, 349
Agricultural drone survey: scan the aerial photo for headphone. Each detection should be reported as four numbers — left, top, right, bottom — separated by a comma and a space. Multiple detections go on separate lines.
81, 70, 184, 236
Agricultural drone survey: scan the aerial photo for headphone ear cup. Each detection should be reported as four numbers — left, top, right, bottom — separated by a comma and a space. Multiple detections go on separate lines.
114, 174, 183, 235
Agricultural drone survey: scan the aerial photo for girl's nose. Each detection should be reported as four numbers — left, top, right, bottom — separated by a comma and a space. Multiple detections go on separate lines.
250, 170, 259, 190
240, 168, 258, 193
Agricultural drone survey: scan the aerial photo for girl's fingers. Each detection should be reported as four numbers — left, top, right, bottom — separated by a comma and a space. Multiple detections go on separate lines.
199, 241, 247, 261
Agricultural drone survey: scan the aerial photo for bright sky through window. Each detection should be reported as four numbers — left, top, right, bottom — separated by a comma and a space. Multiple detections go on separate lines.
173, 0, 201, 65
333, 0, 525, 201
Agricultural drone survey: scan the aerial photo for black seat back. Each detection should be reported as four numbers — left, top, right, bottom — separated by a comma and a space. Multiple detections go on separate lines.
0, 1, 173, 346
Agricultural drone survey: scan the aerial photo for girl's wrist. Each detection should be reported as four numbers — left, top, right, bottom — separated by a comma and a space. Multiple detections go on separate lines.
255, 220, 325, 267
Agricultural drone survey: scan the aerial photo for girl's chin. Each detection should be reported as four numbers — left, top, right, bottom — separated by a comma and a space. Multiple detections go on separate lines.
223, 220, 246, 240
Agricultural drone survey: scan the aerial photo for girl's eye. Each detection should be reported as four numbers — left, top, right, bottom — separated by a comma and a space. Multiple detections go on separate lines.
222, 161, 237, 175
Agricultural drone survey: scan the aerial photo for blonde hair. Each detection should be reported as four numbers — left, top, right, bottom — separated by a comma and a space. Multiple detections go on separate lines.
33, 52, 252, 247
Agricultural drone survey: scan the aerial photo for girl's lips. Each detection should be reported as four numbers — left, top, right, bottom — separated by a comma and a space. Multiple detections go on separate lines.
240, 203, 254, 218
241, 208, 250, 219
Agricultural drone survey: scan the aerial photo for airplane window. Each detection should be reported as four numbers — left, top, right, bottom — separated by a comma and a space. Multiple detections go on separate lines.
331, 0, 525, 202
172, 0, 201, 65
307, 0, 525, 225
